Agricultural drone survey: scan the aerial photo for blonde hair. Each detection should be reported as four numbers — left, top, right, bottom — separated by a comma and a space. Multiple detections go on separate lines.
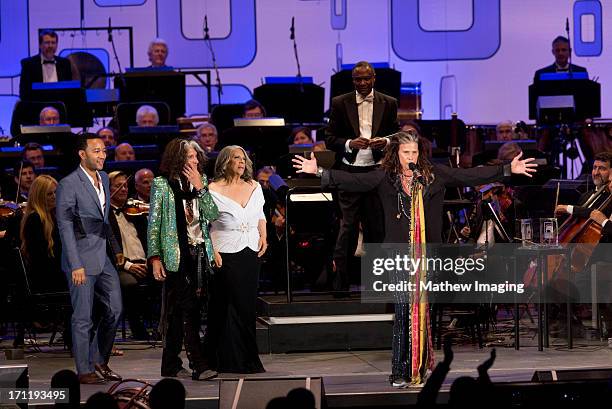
214, 145, 254, 183
20, 175, 58, 259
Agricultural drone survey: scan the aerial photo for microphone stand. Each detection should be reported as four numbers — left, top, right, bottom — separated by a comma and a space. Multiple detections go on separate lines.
107, 19, 126, 89
565, 18, 573, 78
204, 16, 223, 104
290, 17, 304, 92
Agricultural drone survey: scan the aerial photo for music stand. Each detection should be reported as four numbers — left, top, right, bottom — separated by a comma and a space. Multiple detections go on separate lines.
30, 81, 92, 128
528, 78, 601, 122
220, 124, 291, 170
254, 80, 325, 124
115, 71, 186, 122
125, 125, 181, 152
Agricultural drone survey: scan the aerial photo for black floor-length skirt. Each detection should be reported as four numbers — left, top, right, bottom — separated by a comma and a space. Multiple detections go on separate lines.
208, 247, 265, 373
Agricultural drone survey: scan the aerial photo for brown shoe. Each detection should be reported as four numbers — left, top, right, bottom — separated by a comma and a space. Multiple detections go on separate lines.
95, 363, 122, 381
78, 372, 106, 384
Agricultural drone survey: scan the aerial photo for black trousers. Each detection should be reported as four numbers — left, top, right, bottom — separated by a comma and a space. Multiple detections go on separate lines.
333, 164, 385, 291
161, 246, 208, 375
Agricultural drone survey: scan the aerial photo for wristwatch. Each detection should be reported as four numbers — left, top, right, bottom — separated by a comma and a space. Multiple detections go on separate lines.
195, 186, 208, 197
316, 166, 324, 178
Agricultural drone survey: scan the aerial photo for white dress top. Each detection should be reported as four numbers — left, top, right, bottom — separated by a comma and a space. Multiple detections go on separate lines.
210, 182, 266, 253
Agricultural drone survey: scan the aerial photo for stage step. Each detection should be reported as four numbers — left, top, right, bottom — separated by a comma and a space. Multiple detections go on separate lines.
256, 295, 393, 353
257, 294, 391, 317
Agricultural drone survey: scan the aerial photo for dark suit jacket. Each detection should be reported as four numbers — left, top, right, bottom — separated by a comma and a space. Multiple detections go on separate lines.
322, 163, 509, 243
325, 90, 399, 166
533, 63, 588, 82
108, 210, 148, 259
22, 212, 66, 292
19, 54, 73, 100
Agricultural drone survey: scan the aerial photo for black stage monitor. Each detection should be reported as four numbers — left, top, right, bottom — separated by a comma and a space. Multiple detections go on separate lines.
220, 125, 290, 170
18, 125, 75, 150
31, 81, 92, 128
115, 71, 186, 121
254, 80, 325, 124
125, 125, 181, 151
528, 78, 600, 122
330, 64, 401, 102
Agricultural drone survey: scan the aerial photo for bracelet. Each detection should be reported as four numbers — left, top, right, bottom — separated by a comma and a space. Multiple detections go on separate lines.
195, 186, 208, 197
316, 167, 324, 178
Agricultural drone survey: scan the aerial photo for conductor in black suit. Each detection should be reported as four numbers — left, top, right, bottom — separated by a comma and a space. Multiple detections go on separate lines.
19, 29, 75, 100
325, 61, 399, 292
533, 36, 588, 81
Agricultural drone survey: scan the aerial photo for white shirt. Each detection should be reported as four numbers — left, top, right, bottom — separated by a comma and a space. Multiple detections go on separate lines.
80, 165, 105, 211
178, 180, 204, 245
112, 208, 147, 269
210, 183, 266, 253
344, 90, 375, 166
41, 55, 58, 83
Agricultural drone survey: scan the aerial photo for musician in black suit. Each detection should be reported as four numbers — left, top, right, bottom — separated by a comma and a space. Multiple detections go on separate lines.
533, 36, 588, 82
555, 152, 611, 217
325, 61, 399, 292
19, 30, 75, 100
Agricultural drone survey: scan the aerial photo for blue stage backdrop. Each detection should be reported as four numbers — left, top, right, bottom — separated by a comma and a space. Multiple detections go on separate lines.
0, 0, 608, 133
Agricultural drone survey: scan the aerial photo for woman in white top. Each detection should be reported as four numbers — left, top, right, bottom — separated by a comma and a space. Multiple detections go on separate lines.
207, 145, 267, 373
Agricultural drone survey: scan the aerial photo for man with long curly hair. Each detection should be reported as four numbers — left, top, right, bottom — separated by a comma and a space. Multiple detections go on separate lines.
147, 138, 219, 381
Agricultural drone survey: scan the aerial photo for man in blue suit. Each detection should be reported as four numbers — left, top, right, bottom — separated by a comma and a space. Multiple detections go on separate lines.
57, 133, 123, 384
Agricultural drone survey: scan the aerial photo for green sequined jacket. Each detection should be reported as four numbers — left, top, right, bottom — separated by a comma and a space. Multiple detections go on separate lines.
147, 175, 218, 272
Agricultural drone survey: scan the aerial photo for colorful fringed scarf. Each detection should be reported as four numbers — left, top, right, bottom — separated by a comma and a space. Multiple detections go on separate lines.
409, 182, 435, 384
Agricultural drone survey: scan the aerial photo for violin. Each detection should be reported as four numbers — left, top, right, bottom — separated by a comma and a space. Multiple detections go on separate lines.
0, 200, 24, 218
123, 199, 149, 216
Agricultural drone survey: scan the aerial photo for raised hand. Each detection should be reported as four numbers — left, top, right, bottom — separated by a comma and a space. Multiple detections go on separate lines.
182, 162, 203, 191
292, 154, 318, 174
510, 152, 538, 177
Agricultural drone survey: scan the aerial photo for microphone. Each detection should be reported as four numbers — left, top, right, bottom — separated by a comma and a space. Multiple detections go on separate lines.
565, 17, 570, 33
107, 17, 112, 42
290, 17, 295, 40
204, 15, 210, 40
408, 162, 425, 185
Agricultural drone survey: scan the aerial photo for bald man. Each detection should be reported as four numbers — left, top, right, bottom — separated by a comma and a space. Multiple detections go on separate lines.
114, 143, 136, 162
134, 168, 154, 203
40, 106, 60, 125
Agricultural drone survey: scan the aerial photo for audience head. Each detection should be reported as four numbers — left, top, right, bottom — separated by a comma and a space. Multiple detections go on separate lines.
243, 99, 266, 118
496, 121, 513, 141
214, 145, 253, 182
286, 387, 316, 409
256, 166, 275, 189
76, 133, 106, 172
159, 138, 206, 180
97, 127, 118, 147
14, 160, 36, 194
23, 143, 45, 168
136, 105, 159, 127
352, 61, 375, 97
50, 369, 80, 409
497, 142, 522, 162
148, 38, 169, 67
39, 29, 58, 61
265, 397, 289, 409
39, 106, 60, 125
149, 378, 186, 409
592, 151, 612, 189
291, 127, 313, 145
552, 35, 571, 67
195, 123, 218, 153
109, 171, 129, 208
135, 168, 154, 202
114, 142, 136, 161
449, 376, 481, 407
84, 392, 119, 409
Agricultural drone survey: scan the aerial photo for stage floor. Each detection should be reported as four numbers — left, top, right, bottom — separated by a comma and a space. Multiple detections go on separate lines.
10, 339, 611, 407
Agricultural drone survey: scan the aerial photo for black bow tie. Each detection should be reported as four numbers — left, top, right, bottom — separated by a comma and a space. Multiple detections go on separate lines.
42, 59, 56, 65
113, 206, 124, 215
